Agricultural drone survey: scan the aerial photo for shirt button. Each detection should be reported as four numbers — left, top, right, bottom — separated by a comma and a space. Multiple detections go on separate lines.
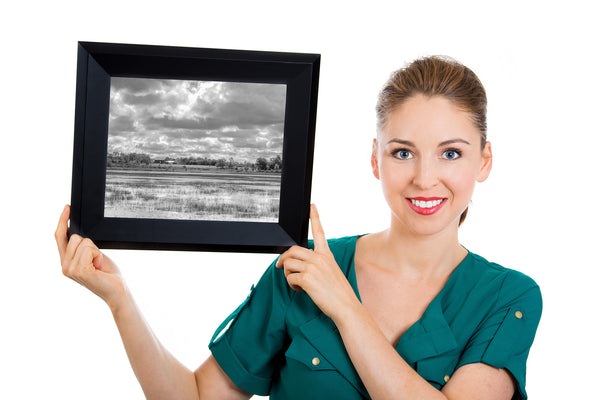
444, 375, 450, 383
312, 357, 321, 366
515, 311, 523, 319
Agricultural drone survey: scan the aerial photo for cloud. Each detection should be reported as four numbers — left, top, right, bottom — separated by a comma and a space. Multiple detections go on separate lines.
190, 82, 286, 130
120, 92, 164, 107
107, 77, 286, 162
108, 115, 136, 134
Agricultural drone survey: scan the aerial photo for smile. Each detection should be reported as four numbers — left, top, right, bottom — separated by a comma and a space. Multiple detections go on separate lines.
410, 199, 444, 208
406, 198, 446, 215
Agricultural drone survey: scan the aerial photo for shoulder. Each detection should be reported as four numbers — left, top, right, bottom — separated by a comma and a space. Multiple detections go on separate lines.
458, 251, 542, 317
469, 252, 540, 292
469, 252, 539, 288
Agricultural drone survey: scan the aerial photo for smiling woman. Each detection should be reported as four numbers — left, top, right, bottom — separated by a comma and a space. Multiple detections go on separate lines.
375, 56, 489, 226
373, 94, 492, 236
207, 57, 539, 400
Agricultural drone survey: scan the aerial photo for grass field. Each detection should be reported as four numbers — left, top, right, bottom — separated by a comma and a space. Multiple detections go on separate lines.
104, 166, 281, 222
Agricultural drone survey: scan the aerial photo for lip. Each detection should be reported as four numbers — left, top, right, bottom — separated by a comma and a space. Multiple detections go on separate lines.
406, 197, 447, 215
410, 197, 445, 201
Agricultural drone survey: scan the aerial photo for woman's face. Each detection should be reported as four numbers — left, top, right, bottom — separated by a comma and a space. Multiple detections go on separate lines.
372, 94, 492, 237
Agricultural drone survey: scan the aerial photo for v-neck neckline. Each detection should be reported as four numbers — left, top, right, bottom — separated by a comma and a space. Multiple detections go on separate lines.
346, 234, 471, 349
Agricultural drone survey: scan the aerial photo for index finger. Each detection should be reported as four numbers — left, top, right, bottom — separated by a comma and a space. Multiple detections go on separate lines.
310, 204, 329, 253
55, 205, 70, 259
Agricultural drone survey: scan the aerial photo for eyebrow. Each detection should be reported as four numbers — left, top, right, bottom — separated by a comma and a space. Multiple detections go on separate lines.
386, 138, 471, 147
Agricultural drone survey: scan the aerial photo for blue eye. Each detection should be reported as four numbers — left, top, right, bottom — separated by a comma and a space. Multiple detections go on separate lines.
443, 149, 461, 160
394, 149, 413, 159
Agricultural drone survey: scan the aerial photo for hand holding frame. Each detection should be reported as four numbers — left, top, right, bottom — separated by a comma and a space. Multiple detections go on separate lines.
55, 205, 128, 310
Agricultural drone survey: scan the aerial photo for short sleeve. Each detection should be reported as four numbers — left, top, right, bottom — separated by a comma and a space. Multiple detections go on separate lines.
209, 258, 295, 396
457, 272, 543, 400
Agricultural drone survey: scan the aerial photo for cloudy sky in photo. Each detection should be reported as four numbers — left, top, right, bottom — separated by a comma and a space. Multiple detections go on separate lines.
107, 77, 286, 163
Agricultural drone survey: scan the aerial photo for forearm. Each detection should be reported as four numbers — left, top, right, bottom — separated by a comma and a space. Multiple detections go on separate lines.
110, 292, 200, 400
334, 303, 447, 400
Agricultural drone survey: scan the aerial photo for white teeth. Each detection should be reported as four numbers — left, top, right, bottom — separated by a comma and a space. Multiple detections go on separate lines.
410, 199, 444, 208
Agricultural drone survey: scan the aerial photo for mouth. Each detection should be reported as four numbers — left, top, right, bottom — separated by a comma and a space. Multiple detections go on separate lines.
406, 197, 446, 215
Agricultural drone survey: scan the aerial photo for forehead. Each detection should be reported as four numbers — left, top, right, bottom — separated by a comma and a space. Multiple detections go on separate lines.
381, 95, 480, 144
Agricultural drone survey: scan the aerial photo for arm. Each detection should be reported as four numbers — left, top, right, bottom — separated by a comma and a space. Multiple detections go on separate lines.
333, 299, 515, 400
277, 204, 514, 400
55, 205, 250, 400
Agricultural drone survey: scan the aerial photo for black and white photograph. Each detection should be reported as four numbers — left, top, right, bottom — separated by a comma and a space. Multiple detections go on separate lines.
104, 77, 287, 222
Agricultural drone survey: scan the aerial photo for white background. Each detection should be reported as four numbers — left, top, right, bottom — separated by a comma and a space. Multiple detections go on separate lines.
2, 1, 598, 398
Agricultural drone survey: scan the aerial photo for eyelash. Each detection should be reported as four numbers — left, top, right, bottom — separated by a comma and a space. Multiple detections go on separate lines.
442, 148, 462, 160
392, 148, 413, 159
391, 148, 463, 160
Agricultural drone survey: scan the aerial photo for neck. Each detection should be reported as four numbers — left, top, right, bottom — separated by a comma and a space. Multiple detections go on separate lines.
369, 217, 467, 281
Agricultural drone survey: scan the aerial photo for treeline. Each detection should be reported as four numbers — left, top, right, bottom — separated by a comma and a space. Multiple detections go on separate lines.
107, 152, 282, 171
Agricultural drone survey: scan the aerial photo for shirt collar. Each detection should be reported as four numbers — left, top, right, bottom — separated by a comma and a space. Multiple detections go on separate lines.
395, 295, 458, 365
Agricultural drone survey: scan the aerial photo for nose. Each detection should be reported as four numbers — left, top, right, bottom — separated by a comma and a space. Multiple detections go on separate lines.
412, 158, 439, 190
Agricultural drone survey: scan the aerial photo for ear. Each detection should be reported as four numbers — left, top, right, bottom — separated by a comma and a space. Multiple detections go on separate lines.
476, 141, 493, 182
371, 138, 380, 180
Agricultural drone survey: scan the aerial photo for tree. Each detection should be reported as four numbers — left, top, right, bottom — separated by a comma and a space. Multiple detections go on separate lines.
256, 157, 268, 171
216, 158, 227, 169
268, 155, 282, 170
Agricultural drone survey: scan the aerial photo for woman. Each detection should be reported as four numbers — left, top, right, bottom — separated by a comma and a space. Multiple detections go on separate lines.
55, 56, 542, 400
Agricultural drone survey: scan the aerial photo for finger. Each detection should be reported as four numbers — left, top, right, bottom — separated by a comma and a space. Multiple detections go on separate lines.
285, 270, 304, 292
71, 239, 102, 276
280, 258, 308, 278
63, 234, 83, 271
276, 245, 313, 268
310, 204, 330, 253
97, 253, 119, 274
84, 243, 103, 272
55, 205, 70, 259
93, 252, 104, 271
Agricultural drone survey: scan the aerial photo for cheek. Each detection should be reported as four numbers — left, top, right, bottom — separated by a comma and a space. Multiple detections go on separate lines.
378, 162, 410, 196
442, 165, 478, 199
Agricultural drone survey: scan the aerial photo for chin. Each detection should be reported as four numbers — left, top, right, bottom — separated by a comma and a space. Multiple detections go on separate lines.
392, 212, 461, 238
409, 224, 451, 237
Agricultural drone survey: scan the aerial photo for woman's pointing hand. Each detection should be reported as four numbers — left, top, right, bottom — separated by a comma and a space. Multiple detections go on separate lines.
276, 204, 359, 321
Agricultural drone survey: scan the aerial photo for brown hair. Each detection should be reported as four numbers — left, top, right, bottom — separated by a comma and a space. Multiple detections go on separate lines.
376, 56, 488, 226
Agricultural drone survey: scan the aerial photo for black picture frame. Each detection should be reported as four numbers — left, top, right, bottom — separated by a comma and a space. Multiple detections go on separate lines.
70, 41, 320, 253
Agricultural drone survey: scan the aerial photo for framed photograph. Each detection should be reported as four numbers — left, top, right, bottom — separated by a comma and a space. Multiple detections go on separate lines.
70, 41, 320, 253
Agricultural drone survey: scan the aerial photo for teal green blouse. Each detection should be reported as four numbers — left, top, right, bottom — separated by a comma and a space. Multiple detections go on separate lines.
209, 236, 542, 399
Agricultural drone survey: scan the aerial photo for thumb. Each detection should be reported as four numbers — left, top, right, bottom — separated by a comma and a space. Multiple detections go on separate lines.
92, 252, 104, 271
94, 253, 120, 275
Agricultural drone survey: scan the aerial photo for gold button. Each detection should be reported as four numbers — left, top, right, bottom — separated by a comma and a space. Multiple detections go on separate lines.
444, 375, 450, 383
515, 311, 523, 319
311, 357, 320, 366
